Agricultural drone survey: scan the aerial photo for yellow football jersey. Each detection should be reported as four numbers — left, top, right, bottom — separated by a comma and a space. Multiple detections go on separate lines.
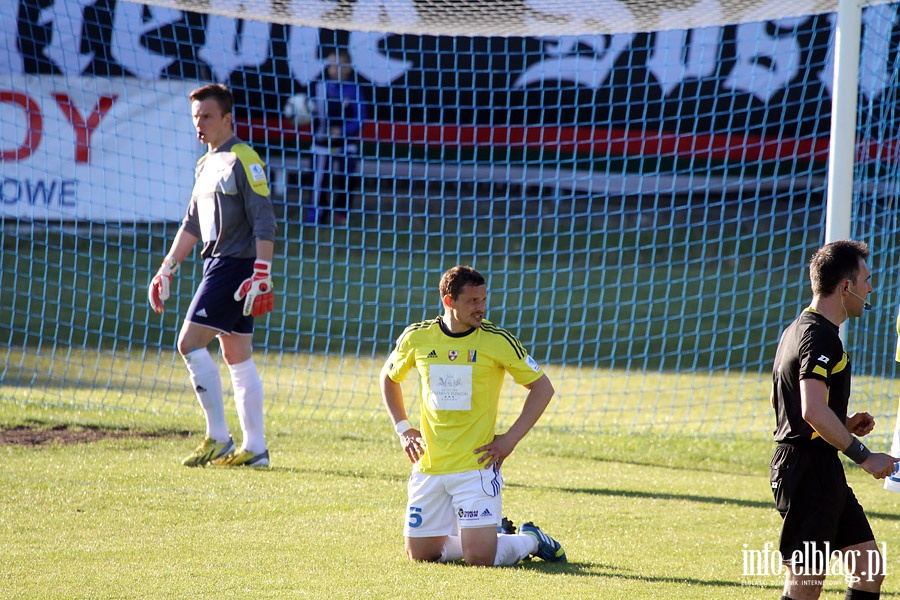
384, 316, 544, 474
896, 308, 900, 363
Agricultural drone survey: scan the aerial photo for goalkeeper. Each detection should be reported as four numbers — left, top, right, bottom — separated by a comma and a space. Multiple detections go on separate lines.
380, 265, 566, 566
148, 83, 277, 468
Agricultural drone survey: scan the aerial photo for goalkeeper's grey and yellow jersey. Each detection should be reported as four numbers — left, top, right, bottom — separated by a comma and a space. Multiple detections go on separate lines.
182, 136, 276, 259
384, 316, 544, 475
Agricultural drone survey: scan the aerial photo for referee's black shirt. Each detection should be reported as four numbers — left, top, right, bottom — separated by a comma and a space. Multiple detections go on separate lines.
771, 308, 850, 448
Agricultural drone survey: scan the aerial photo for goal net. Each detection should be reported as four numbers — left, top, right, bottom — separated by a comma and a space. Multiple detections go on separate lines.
3, 0, 900, 438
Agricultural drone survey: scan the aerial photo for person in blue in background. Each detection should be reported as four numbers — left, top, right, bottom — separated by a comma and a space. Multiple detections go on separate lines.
307, 49, 368, 226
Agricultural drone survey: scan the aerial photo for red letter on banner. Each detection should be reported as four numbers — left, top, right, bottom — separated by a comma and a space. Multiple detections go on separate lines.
53, 93, 118, 163
0, 91, 43, 161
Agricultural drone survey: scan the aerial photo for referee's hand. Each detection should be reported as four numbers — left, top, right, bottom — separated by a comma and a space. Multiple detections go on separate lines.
847, 411, 876, 437
860, 452, 899, 480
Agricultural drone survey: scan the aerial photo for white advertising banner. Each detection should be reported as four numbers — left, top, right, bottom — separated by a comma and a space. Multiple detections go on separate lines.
0, 75, 202, 222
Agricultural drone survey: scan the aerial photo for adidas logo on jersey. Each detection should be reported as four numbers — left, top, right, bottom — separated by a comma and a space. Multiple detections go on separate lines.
480, 508, 493, 518
427, 350, 438, 358
196, 308, 208, 317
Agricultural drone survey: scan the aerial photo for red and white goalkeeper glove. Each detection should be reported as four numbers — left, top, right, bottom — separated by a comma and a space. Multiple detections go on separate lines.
148, 256, 179, 314
234, 259, 274, 317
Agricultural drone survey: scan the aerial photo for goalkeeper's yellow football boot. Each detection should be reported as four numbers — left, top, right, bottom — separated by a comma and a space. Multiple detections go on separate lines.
181, 436, 235, 467
210, 448, 270, 468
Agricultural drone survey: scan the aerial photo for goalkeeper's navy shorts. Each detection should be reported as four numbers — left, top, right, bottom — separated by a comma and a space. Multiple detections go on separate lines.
186, 256, 256, 335
770, 441, 874, 566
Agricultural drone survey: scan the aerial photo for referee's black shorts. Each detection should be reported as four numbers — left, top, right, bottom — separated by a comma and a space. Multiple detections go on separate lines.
770, 442, 874, 567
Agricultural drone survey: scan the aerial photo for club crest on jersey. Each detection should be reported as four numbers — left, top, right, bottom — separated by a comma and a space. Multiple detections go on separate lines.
468, 350, 477, 362
817, 354, 830, 364
448, 350, 458, 361
249, 163, 266, 181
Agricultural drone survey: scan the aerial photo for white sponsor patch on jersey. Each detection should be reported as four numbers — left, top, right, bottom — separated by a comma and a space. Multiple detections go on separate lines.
196, 195, 217, 242
249, 163, 266, 182
525, 355, 541, 372
427, 364, 472, 411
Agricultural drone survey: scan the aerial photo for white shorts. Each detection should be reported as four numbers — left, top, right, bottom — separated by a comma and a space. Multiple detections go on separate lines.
404, 467, 503, 538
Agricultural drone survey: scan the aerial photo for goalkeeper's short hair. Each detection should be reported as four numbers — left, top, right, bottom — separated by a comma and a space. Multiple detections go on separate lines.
189, 83, 234, 117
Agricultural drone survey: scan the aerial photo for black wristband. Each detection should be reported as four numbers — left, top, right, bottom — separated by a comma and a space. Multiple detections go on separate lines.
843, 437, 871, 464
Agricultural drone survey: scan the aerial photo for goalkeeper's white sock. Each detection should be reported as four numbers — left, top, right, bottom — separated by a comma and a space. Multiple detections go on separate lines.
228, 358, 267, 454
183, 349, 229, 443
494, 534, 538, 566
439, 535, 464, 563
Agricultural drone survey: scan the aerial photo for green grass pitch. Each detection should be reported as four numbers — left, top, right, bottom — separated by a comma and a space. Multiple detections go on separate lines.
3, 402, 900, 599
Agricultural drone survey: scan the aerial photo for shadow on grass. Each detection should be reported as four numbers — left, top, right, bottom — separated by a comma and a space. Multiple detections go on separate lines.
263, 463, 900, 523
515, 561, 900, 595
559, 485, 772, 509
514, 559, 783, 590
508, 482, 900, 522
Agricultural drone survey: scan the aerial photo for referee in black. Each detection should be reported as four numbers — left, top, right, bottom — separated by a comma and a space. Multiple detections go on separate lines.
770, 240, 895, 600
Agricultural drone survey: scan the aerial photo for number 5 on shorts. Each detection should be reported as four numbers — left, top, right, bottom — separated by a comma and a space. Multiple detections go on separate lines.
408, 506, 423, 528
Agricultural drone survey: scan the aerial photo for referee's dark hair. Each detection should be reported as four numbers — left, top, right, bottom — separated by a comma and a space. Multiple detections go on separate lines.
440, 265, 486, 300
809, 239, 870, 296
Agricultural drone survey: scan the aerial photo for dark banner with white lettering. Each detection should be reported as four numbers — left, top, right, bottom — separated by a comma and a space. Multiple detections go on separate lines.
3, 1, 900, 220
6, 1, 900, 137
